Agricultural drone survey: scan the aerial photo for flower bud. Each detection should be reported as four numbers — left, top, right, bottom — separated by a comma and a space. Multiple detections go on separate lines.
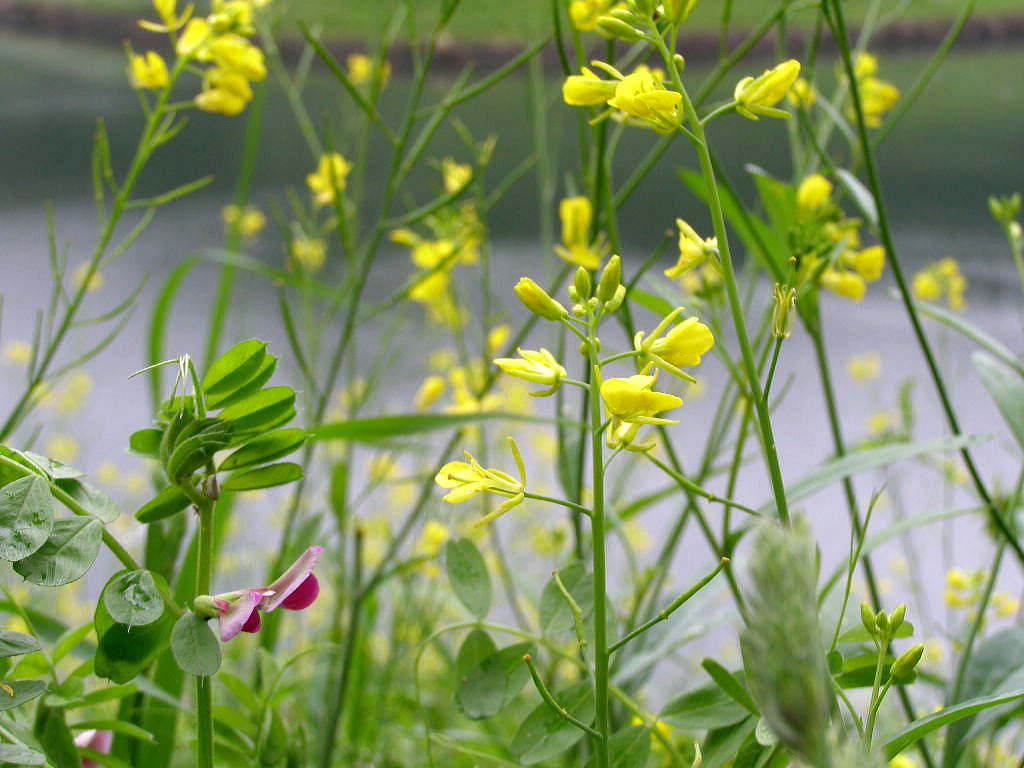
193, 594, 221, 620
663, 0, 698, 24
603, 283, 627, 313
891, 643, 924, 680
597, 16, 643, 42
597, 254, 622, 304
673, 53, 686, 73
574, 266, 592, 299
627, 0, 655, 17
860, 602, 877, 635
874, 609, 889, 635
889, 603, 906, 632
514, 277, 568, 321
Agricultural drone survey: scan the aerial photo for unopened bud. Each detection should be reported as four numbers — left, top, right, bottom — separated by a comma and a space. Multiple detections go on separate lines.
603, 283, 627, 313
572, 303, 587, 317
674, 53, 686, 73
612, 6, 642, 23
663, 0, 698, 24
574, 266, 592, 299
192, 595, 220, 620
889, 603, 906, 632
860, 602, 877, 635
514, 277, 568, 321
874, 609, 889, 635
627, 0, 654, 17
891, 643, 924, 680
597, 16, 643, 43
587, 296, 600, 311
597, 255, 622, 304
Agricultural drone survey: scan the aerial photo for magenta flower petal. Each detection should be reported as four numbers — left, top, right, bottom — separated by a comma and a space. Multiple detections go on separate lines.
75, 729, 112, 768
241, 608, 262, 633
280, 573, 320, 611
260, 546, 323, 612
218, 589, 272, 642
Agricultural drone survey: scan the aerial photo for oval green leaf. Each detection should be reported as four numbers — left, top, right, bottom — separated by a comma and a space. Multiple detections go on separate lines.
57, 479, 120, 524
128, 428, 163, 457
221, 462, 302, 492
135, 486, 191, 523
207, 354, 277, 410
0, 743, 46, 765
445, 538, 491, 619
13, 517, 103, 586
103, 570, 164, 627
454, 642, 532, 720
0, 475, 55, 561
509, 680, 594, 765
218, 386, 296, 434
170, 612, 222, 677
0, 679, 47, 711
218, 428, 306, 472
0, 629, 41, 658
202, 339, 266, 399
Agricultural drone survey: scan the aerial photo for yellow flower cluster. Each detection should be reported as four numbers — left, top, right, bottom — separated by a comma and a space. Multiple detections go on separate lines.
912, 258, 967, 311
221, 204, 266, 240
563, 63, 682, 135
848, 53, 900, 128
665, 219, 717, 278
943, 567, 985, 609
733, 60, 801, 120
568, 0, 626, 31
346, 53, 391, 88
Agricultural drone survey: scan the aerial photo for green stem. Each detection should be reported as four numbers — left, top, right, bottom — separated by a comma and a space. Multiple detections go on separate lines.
864, 633, 890, 747
823, 0, 1024, 568
194, 494, 215, 768
523, 655, 602, 739
651, 24, 791, 524
586, 332, 610, 768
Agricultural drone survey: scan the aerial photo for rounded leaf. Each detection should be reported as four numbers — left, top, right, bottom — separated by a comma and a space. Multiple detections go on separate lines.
222, 462, 302, 492
445, 538, 491, 619
171, 612, 222, 677
0, 475, 54, 561
13, 517, 102, 587
202, 339, 267, 399
103, 570, 164, 626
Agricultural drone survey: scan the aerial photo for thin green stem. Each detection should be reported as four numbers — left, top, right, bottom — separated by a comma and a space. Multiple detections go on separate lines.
523, 655, 601, 739
193, 493, 215, 768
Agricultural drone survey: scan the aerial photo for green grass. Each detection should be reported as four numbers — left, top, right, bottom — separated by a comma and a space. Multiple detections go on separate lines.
24, 0, 1024, 41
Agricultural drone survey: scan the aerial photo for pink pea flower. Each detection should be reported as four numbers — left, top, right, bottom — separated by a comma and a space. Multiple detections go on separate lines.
213, 546, 322, 641
74, 729, 112, 768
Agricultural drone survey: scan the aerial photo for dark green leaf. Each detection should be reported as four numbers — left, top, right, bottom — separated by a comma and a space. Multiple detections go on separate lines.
0, 743, 46, 765
135, 486, 191, 524
455, 629, 496, 679
509, 680, 594, 764
454, 642, 532, 719
33, 705, 79, 767
702, 716, 757, 768
445, 538, 491, 619
702, 659, 758, 715
218, 387, 296, 434
202, 339, 267, 400
94, 572, 174, 683
13, 517, 103, 586
0, 629, 41, 658
217, 428, 306, 472
0, 475, 54, 561
0, 679, 47, 710
221, 462, 302, 491
661, 680, 750, 731
103, 570, 164, 627
170, 613, 221, 677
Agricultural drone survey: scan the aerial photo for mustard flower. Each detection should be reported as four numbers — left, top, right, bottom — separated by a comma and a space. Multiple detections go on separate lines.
487, 324, 510, 357
846, 353, 880, 383
493, 348, 567, 396
434, 438, 526, 525
442, 157, 473, 194
205, 546, 323, 641
208, 34, 266, 81
796, 173, 832, 216
734, 59, 801, 120
347, 53, 390, 87
788, 77, 815, 108
635, 307, 714, 381
562, 66, 618, 106
139, 0, 191, 32
992, 592, 1020, 617
416, 521, 450, 558
821, 268, 865, 301
307, 153, 353, 207
607, 65, 682, 135
514, 277, 569, 321
222, 204, 265, 239
601, 374, 682, 425
414, 375, 446, 411
912, 258, 967, 310
290, 235, 327, 273
847, 53, 899, 128
568, 0, 623, 31
2, 340, 32, 366
665, 218, 717, 278
176, 17, 212, 57
74, 263, 103, 292
844, 245, 885, 281
445, 367, 503, 414
195, 67, 252, 115
130, 51, 168, 90
555, 197, 606, 269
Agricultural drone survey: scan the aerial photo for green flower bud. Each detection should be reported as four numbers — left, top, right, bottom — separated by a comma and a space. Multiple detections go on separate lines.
596, 16, 643, 43
889, 603, 906, 633
860, 602, 877, 635
603, 283, 627, 314
626, 0, 654, 17
875, 609, 889, 635
891, 643, 924, 680
663, 0, 698, 24
574, 266, 592, 299
597, 254, 622, 304
192, 594, 220, 620
674, 53, 686, 73
514, 277, 568, 321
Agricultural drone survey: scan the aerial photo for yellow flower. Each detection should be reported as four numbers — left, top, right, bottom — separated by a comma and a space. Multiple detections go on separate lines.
665, 219, 717, 278
487, 324, 510, 357
867, 410, 894, 434
55, 371, 93, 415
410, 271, 459, 326
415, 521, 450, 558
821, 268, 865, 301
607, 66, 682, 135
991, 592, 1019, 617
562, 66, 617, 106
176, 17, 212, 57
434, 438, 526, 525
290, 235, 327, 273
568, 0, 622, 31
140, 0, 190, 32
306, 153, 352, 207
788, 77, 815, 108
845, 245, 885, 281
74, 263, 103, 292
222, 204, 265, 239
912, 258, 967, 310
946, 568, 969, 590
130, 51, 168, 90
635, 307, 714, 381
859, 77, 900, 128
555, 197, 605, 270
734, 59, 801, 120
912, 270, 942, 302
890, 755, 918, 768
3, 340, 32, 366
623, 521, 651, 553
195, 67, 252, 115
846, 353, 880, 383
442, 157, 473, 194
796, 173, 832, 216
346, 53, 390, 87
446, 367, 502, 414
414, 375, 446, 411
46, 434, 79, 464
855, 52, 878, 79
601, 374, 682, 425
208, 34, 266, 81
97, 461, 121, 486
493, 348, 567, 396
514, 277, 568, 321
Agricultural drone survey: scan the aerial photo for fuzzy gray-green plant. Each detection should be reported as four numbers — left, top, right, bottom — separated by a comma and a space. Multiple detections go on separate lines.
740, 516, 832, 766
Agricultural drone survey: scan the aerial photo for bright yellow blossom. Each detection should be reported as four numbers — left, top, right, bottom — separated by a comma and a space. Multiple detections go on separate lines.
487, 325, 510, 357
734, 60, 801, 120
307, 153, 353, 207
796, 173, 832, 215
788, 77, 815, 108
568, 0, 624, 31
845, 245, 886, 281
346, 53, 390, 87
562, 66, 618, 106
441, 157, 473, 194
130, 51, 168, 90
290, 235, 327, 273
493, 348, 567, 396
635, 307, 714, 381
890, 756, 918, 768
847, 53, 899, 128
555, 197, 606, 270
222, 204, 265, 239
195, 67, 252, 115
821, 268, 865, 301
601, 374, 682, 425
607, 66, 682, 135
208, 34, 266, 80
415, 375, 446, 411
912, 258, 967, 310
434, 438, 526, 525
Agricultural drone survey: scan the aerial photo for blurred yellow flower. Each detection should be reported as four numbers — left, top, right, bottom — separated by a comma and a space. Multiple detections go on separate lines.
821, 268, 865, 301
991, 592, 1019, 617
441, 157, 473, 194
2, 340, 32, 366
416, 521, 450, 558
290, 235, 327, 273
796, 173, 832, 215
130, 51, 168, 90
666, 219, 717, 278
846, 353, 880, 383
555, 197, 606, 270
912, 258, 967, 310
346, 53, 390, 87
788, 77, 815, 108
46, 434, 79, 464
414, 375, 446, 411
306, 153, 353, 207
222, 204, 265, 239
74, 263, 103, 292
890, 755, 918, 768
